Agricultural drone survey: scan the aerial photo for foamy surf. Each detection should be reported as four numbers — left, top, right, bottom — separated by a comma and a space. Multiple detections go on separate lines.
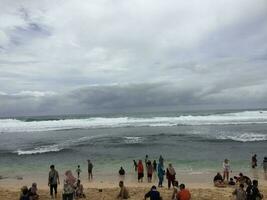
1, 110, 267, 133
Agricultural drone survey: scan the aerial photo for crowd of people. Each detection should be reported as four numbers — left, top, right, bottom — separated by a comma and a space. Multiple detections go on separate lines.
19, 154, 267, 200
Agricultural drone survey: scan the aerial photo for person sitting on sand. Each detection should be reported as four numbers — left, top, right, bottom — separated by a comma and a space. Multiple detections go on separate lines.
157, 163, 165, 187
147, 160, 153, 182
28, 183, 39, 200
75, 179, 86, 198
177, 184, 191, 200
171, 180, 179, 200
62, 170, 77, 200
232, 183, 246, 200
20, 186, 30, 200
166, 163, 176, 189
144, 185, 162, 200
117, 181, 129, 200
137, 160, 144, 182
229, 178, 236, 186
213, 172, 226, 187
223, 159, 231, 181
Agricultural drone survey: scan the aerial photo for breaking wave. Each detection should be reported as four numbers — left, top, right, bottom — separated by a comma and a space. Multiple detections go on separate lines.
1, 110, 267, 133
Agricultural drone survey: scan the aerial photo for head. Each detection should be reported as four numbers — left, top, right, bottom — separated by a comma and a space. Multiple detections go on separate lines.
179, 184, 185, 190
32, 182, 37, 188
120, 166, 123, 169
119, 181, 124, 188
239, 173, 243, 177
217, 172, 221, 176
264, 157, 267, 161
21, 186, 28, 195
230, 178, 233, 181
78, 165, 80, 168
87, 160, 90, 163
252, 180, 258, 187
169, 163, 172, 168
151, 185, 157, 191
50, 165, 55, 170
174, 181, 179, 187
146, 155, 148, 158
254, 154, 257, 157
77, 179, 81, 185
224, 159, 228, 163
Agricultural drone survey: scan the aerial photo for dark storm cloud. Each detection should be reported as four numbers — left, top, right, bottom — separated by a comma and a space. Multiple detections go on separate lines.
0, 0, 267, 116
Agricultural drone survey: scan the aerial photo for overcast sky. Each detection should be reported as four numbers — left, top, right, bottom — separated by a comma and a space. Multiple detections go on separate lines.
0, 0, 267, 116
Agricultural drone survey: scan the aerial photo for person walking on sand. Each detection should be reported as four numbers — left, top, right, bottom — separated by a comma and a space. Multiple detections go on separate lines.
223, 159, 231, 181
87, 160, 93, 180
147, 160, 153, 182
157, 162, 165, 187
166, 163, 176, 189
232, 183, 246, 200
177, 184, 191, 200
117, 181, 129, 199
252, 154, 257, 168
48, 165, 60, 199
76, 165, 81, 179
153, 160, 157, 172
137, 160, 144, 182
145, 155, 149, 167
62, 170, 76, 200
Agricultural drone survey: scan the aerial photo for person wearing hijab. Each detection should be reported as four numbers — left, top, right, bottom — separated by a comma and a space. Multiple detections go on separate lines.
166, 163, 176, 189
62, 170, 77, 200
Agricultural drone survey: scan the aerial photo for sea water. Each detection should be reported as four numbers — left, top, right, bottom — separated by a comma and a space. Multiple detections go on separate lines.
0, 109, 267, 182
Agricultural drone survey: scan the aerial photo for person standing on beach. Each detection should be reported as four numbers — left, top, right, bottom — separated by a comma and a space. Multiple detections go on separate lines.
223, 159, 231, 181
137, 160, 144, 182
157, 163, 165, 187
145, 155, 149, 167
133, 160, 137, 172
119, 166, 126, 181
48, 165, 60, 199
87, 160, 93, 180
76, 165, 81, 179
159, 155, 164, 168
166, 163, 176, 189
153, 160, 157, 172
263, 157, 267, 179
252, 154, 257, 168
147, 160, 153, 182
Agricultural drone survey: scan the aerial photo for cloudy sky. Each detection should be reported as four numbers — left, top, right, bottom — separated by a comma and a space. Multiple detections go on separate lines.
0, 0, 267, 116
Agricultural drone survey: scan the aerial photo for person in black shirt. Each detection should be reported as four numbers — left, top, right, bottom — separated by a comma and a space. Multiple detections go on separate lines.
144, 185, 162, 200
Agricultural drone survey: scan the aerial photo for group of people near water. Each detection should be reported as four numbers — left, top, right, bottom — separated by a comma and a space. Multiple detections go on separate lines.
213, 155, 267, 200
19, 155, 267, 200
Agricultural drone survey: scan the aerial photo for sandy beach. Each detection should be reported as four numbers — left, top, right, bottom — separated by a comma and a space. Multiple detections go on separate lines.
1, 171, 267, 200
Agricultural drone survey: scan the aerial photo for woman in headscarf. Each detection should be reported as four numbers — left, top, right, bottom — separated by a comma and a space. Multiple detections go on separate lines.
166, 163, 176, 189
137, 160, 144, 182
157, 162, 165, 187
62, 170, 77, 200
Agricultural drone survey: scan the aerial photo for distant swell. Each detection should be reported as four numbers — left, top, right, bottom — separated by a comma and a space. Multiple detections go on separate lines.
1, 110, 267, 133
216, 133, 267, 142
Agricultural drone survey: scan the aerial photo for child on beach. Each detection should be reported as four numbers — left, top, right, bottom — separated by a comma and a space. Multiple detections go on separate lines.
75, 179, 86, 198
137, 160, 144, 182
213, 172, 226, 187
76, 165, 81, 179
20, 186, 30, 200
177, 184, 191, 200
117, 181, 129, 199
223, 159, 231, 181
28, 183, 39, 200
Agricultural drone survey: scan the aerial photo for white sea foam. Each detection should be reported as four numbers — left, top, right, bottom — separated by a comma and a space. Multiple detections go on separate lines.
217, 133, 267, 142
1, 110, 267, 133
123, 136, 144, 144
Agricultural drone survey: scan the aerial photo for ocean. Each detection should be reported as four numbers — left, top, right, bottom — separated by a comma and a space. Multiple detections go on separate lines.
0, 109, 267, 182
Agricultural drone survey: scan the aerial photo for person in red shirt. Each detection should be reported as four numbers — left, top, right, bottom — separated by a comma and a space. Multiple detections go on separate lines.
177, 184, 191, 200
137, 160, 144, 182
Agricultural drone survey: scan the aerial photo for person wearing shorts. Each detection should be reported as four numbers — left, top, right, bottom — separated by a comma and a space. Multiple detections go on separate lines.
48, 165, 60, 198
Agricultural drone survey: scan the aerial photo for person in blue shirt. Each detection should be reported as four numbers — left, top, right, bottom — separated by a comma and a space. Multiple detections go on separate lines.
144, 185, 162, 200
